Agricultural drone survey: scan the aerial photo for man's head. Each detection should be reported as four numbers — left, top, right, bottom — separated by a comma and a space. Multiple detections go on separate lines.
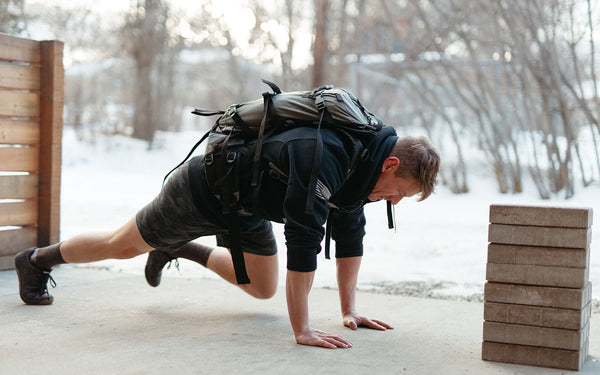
368, 135, 440, 204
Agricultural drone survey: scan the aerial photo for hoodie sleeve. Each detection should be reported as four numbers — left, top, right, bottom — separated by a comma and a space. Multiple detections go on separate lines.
282, 137, 350, 272
330, 208, 366, 258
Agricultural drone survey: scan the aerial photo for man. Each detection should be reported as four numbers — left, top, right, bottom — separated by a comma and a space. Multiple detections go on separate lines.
15, 124, 440, 349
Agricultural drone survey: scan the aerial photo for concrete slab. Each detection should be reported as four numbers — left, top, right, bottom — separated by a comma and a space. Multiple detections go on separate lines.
1, 266, 600, 375
485, 282, 592, 309
483, 321, 589, 351
487, 243, 589, 268
484, 301, 591, 330
486, 262, 589, 288
482, 341, 589, 371
489, 205, 593, 228
488, 224, 591, 249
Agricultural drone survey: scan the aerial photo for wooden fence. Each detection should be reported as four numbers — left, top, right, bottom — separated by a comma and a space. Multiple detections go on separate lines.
0, 33, 63, 270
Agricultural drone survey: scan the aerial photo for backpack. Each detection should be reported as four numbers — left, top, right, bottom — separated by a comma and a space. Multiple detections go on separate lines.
166, 79, 390, 284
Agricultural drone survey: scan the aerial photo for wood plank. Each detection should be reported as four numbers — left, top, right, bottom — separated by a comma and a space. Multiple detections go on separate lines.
482, 341, 588, 371
483, 321, 589, 351
0, 61, 40, 90
0, 33, 41, 64
487, 243, 589, 268
0, 174, 39, 199
0, 147, 39, 172
38, 40, 63, 246
486, 263, 588, 288
484, 301, 591, 330
484, 282, 592, 309
0, 119, 40, 145
0, 227, 37, 256
488, 224, 591, 249
490, 204, 593, 228
0, 200, 38, 226
0, 90, 40, 117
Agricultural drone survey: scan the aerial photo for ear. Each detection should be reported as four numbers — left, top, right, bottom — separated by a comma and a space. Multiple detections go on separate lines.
381, 157, 400, 173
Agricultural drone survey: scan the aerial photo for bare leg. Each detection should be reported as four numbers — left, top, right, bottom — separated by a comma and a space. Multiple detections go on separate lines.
206, 249, 279, 299
60, 217, 153, 263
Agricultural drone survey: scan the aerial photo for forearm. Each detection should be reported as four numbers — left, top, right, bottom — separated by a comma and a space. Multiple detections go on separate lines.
336, 256, 392, 331
336, 256, 362, 315
286, 269, 315, 337
286, 269, 354, 348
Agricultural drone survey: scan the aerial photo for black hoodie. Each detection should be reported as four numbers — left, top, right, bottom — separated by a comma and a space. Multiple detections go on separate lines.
188, 125, 398, 272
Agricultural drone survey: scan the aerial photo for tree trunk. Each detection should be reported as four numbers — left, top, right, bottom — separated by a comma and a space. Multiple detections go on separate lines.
132, 60, 155, 143
312, 0, 329, 87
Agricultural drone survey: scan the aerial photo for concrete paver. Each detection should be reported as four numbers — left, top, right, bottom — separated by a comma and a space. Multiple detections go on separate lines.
489, 205, 593, 228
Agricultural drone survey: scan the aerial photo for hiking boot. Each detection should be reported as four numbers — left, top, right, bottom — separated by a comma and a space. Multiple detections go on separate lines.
15, 248, 56, 305
145, 250, 178, 287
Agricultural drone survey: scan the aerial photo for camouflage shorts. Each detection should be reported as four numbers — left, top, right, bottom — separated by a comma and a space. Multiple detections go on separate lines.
135, 162, 277, 256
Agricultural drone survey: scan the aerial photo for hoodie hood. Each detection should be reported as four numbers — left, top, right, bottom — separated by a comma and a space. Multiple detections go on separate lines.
330, 125, 398, 208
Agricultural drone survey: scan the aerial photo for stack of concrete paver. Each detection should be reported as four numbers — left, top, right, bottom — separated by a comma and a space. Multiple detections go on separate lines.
482, 204, 593, 371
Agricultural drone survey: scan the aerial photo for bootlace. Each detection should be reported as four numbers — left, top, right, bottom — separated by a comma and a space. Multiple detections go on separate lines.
166, 259, 180, 272
41, 270, 57, 292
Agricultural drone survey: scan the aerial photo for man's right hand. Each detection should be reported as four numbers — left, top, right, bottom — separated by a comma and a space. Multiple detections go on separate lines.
287, 270, 353, 349
295, 327, 353, 349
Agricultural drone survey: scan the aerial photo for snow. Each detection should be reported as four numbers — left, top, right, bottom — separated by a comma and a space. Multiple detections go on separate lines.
59, 127, 600, 299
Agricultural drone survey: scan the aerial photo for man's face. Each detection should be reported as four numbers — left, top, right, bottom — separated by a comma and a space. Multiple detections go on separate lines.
368, 157, 422, 205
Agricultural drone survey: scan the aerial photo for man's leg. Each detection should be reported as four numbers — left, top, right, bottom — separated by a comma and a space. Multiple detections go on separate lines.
146, 245, 279, 300
206, 249, 279, 299
15, 217, 152, 305
59, 217, 152, 262
145, 241, 215, 287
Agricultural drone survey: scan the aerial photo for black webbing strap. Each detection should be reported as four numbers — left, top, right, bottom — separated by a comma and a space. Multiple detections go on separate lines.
227, 213, 250, 284
324, 216, 332, 260
251, 92, 274, 188
251, 168, 264, 215
214, 145, 251, 285
192, 109, 225, 116
387, 200, 395, 229
163, 121, 219, 186
261, 79, 282, 94
304, 110, 325, 214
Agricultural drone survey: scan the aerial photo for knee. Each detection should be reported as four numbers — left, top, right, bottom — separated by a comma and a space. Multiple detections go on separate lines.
248, 283, 277, 300
252, 289, 276, 300
107, 219, 151, 259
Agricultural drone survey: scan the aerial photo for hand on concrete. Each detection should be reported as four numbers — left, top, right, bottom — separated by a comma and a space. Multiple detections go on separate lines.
295, 327, 353, 349
343, 312, 394, 331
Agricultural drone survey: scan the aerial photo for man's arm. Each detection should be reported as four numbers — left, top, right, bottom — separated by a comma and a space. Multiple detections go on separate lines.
286, 269, 353, 349
336, 256, 394, 330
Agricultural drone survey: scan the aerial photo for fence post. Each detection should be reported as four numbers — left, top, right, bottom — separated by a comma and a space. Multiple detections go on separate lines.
37, 40, 64, 247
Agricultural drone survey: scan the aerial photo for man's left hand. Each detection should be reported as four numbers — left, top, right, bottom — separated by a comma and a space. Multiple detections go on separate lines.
343, 312, 394, 331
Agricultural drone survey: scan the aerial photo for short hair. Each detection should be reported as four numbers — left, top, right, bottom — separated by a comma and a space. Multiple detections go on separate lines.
389, 135, 440, 201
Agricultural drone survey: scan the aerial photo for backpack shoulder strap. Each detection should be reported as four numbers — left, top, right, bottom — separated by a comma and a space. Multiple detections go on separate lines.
162, 119, 219, 185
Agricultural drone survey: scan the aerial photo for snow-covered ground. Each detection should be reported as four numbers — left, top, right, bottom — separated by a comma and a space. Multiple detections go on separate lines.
59, 127, 600, 299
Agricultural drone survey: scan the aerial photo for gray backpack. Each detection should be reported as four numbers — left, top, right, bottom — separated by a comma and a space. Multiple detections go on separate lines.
166, 80, 384, 284
202, 80, 382, 153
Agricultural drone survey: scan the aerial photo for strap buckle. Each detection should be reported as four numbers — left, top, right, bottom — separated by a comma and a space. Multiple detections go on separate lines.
226, 151, 236, 163
315, 94, 326, 111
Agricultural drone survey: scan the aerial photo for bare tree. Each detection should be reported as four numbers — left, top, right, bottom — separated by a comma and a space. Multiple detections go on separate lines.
312, 0, 329, 87
16, 0, 599, 199
347, 0, 599, 198
121, 0, 184, 146
0, 0, 26, 34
